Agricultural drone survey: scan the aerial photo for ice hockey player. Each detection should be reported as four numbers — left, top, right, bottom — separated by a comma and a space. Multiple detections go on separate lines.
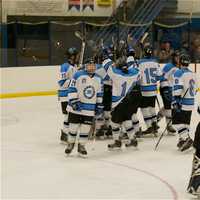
187, 106, 200, 197
124, 45, 141, 138
138, 45, 161, 136
64, 59, 103, 156
58, 47, 79, 143
104, 56, 142, 149
95, 46, 113, 138
159, 50, 181, 135
172, 54, 197, 151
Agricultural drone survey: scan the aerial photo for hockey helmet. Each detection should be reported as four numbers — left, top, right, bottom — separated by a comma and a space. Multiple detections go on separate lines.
127, 45, 135, 57
180, 54, 190, 66
65, 47, 78, 58
102, 46, 113, 60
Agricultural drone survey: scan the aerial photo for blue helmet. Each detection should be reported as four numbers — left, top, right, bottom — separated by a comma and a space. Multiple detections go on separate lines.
102, 46, 113, 60
65, 47, 78, 58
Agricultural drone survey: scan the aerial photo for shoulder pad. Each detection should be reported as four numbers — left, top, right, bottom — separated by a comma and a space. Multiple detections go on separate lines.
60, 62, 70, 73
174, 69, 184, 78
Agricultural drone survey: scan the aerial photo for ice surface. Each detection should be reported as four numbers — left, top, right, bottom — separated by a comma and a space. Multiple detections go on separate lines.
1, 94, 200, 199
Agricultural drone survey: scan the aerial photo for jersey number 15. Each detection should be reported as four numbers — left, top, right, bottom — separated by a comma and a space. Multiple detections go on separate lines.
144, 68, 157, 84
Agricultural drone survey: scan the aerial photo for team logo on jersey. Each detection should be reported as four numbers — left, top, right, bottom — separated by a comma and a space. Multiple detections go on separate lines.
83, 85, 95, 99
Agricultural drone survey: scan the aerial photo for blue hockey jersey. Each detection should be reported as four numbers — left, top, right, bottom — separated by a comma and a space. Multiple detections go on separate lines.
160, 63, 179, 88
58, 62, 77, 102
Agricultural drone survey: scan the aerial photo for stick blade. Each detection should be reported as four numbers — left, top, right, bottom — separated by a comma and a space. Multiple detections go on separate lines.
75, 31, 83, 40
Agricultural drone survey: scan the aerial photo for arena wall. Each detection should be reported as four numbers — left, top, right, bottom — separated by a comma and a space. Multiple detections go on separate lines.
0, 64, 200, 99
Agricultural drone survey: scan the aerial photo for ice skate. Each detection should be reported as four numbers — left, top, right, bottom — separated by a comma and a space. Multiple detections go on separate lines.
166, 125, 176, 136
180, 137, 193, 152
125, 138, 138, 148
177, 138, 185, 149
108, 140, 122, 150
78, 143, 87, 156
65, 142, 75, 154
141, 127, 154, 137
119, 132, 129, 140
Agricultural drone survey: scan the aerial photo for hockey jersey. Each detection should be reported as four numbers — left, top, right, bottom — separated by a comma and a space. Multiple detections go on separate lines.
67, 70, 103, 117
58, 62, 77, 102
160, 63, 178, 88
173, 67, 197, 111
138, 58, 162, 97
105, 63, 140, 108
101, 58, 113, 86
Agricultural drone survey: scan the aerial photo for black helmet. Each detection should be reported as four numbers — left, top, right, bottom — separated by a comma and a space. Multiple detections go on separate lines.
180, 54, 190, 66
116, 56, 128, 73
65, 47, 78, 58
144, 45, 153, 57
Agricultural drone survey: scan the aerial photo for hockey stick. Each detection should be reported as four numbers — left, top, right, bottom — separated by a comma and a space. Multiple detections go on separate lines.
139, 32, 149, 59
75, 31, 86, 66
154, 88, 189, 150
156, 96, 161, 111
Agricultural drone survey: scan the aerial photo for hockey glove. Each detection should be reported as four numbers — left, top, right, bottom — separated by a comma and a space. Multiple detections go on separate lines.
172, 96, 182, 112
70, 99, 82, 111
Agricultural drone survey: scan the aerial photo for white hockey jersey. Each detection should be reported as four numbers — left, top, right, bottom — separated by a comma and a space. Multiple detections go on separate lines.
138, 58, 161, 97
101, 58, 113, 86
105, 63, 140, 108
67, 70, 103, 117
173, 67, 197, 111
58, 62, 77, 102
160, 63, 178, 88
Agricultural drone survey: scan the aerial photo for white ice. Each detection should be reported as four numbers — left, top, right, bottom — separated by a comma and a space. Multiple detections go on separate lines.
1, 94, 200, 200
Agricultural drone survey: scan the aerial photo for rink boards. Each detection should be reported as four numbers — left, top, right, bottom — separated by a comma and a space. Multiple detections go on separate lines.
0, 64, 200, 99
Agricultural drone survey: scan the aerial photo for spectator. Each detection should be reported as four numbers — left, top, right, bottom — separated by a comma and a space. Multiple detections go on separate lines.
158, 41, 174, 63
191, 37, 200, 63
